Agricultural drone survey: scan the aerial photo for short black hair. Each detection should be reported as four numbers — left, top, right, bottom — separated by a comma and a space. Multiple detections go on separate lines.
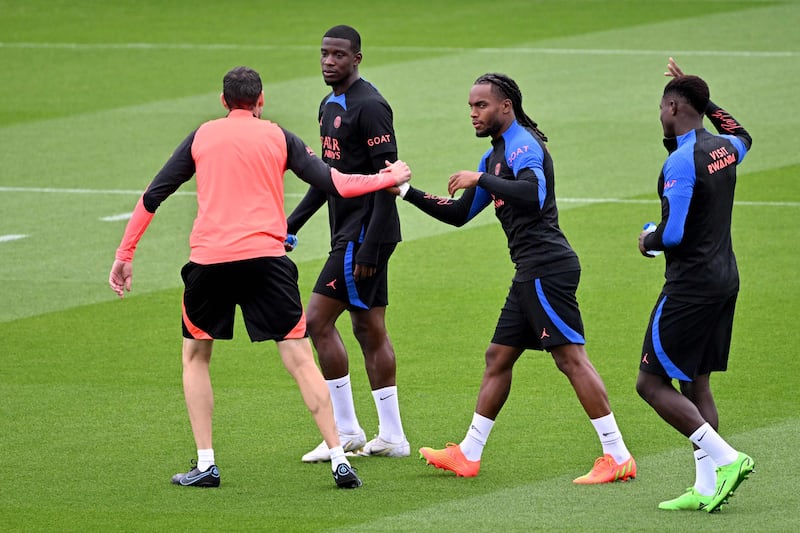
222, 66, 262, 110
323, 25, 361, 53
663, 75, 710, 114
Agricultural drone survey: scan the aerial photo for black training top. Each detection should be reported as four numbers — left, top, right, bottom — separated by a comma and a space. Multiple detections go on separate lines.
404, 120, 579, 281
287, 78, 401, 267
642, 102, 752, 302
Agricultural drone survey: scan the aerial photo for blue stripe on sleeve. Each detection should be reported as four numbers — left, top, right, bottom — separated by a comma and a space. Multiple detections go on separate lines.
466, 186, 492, 222
722, 134, 749, 163
661, 150, 696, 247
466, 149, 495, 222
477, 148, 492, 173
533, 167, 546, 210
505, 124, 546, 209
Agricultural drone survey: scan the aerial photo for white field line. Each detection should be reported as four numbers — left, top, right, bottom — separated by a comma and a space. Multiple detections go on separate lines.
100, 213, 134, 221
0, 234, 28, 242
0, 42, 797, 58
1, 186, 797, 208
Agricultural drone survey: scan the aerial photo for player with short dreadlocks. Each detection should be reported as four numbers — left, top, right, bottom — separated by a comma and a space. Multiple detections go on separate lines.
395, 72, 636, 482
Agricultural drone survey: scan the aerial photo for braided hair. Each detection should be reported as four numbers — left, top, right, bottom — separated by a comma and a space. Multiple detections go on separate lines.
474, 73, 547, 142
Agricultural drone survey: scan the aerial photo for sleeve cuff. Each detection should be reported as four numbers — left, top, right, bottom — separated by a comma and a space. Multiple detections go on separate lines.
398, 182, 410, 198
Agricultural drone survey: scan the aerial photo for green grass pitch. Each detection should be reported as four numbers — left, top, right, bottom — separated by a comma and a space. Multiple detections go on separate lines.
1, 1, 799, 531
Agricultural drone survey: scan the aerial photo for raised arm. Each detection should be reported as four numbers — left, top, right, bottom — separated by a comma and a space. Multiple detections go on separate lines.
665, 57, 751, 150
705, 102, 752, 151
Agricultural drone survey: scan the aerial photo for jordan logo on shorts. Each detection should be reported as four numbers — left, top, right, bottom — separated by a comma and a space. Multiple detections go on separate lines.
326, 278, 337, 290
642, 353, 649, 364
540, 328, 550, 339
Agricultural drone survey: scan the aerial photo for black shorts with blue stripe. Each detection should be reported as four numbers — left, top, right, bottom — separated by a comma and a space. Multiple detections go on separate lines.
639, 292, 736, 381
491, 269, 585, 351
312, 241, 396, 310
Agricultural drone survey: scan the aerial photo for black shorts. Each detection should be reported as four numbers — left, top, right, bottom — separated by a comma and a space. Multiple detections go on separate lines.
639, 292, 737, 381
312, 242, 396, 310
180, 256, 307, 342
491, 270, 586, 351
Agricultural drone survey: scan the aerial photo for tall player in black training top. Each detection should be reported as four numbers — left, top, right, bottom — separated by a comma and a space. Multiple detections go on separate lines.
287, 25, 409, 462
636, 58, 754, 513
396, 73, 635, 483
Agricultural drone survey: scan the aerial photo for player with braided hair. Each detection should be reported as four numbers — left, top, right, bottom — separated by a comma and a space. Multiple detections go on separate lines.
474, 73, 548, 142
395, 73, 635, 482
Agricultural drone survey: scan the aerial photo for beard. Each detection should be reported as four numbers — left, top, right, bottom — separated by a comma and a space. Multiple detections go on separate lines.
475, 121, 501, 138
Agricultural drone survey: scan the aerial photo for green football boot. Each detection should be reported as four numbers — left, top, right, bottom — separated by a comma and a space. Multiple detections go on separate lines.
706, 452, 755, 513
658, 488, 712, 511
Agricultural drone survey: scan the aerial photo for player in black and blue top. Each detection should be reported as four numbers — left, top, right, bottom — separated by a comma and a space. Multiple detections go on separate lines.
636, 58, 754, 513
286, 25, 409, 463
398, 73, 635, 482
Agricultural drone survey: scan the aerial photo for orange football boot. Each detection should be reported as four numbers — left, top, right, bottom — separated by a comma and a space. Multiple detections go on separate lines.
573, 454, 637, 484
419, 443, 481, 477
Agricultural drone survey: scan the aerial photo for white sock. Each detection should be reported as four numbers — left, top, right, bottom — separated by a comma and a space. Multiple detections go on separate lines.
590, 412, 631, 464
329, 446, 348, 471
459, 413, 494, 462
326, 375, 361, 435
372, 386, 405, 443
689, 423, 738, 466
693, 448, 717, 496
197, 448, 215, 472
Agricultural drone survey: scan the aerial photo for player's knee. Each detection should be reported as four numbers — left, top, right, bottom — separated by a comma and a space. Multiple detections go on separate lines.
352, 321, 387, 352
307, 316, 337, 341
305, 310, 323, 334
551, 351, 577, 377
483, 347, 513, 376
550, 344, 588, 376
635, 373, 655, 403
182, 343, 212, 367
351, 319, 369, 341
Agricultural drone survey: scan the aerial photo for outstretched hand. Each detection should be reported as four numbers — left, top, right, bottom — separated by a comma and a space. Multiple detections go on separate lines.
109, 259, 133, 298
380, 159, 412, 185
664, 57, 685, 78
